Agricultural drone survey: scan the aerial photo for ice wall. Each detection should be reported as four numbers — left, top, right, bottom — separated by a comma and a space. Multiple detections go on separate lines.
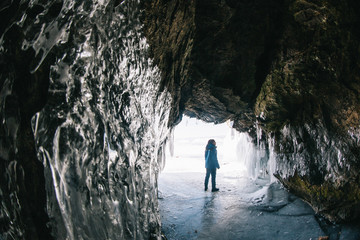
1, 0, 171, 239
225, 126, 277, 181
272, 121, 359, 183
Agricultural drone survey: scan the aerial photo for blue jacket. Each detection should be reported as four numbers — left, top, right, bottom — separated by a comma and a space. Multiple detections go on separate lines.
205, 143, 220, 169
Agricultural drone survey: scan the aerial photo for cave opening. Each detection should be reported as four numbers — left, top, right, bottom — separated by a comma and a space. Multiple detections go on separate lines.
163, 115, 247, 176
157, 115, 338, 240
158, 115, 283, 239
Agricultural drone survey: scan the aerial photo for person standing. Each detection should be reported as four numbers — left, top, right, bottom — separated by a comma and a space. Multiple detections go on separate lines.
204, 139, 220, 192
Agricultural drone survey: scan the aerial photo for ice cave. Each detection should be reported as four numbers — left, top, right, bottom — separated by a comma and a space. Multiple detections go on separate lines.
1, 0, 360, 239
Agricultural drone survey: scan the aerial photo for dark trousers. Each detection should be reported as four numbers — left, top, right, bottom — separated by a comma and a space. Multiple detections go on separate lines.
205, 168, 217, 190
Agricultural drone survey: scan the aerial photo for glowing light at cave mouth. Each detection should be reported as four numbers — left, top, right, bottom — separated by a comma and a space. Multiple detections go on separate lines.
164, 116, 257, 178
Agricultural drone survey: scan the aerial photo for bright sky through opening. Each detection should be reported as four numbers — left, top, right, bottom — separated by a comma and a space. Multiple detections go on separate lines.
164, 115, 248, 176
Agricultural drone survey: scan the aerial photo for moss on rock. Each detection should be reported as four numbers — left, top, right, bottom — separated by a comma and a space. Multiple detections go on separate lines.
277, 172, 360, 222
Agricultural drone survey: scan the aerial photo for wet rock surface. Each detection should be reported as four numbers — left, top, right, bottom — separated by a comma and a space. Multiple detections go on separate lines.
142, 0, 285, 127
1, 1, 171, 239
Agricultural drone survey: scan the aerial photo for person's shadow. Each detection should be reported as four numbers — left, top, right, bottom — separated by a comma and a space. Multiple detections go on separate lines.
199, 194, 218, 236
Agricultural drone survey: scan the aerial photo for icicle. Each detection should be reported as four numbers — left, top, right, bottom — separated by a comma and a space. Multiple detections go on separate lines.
31, 112, 40, 138
256, 120, 262, 147
267, 134, 277, 182
168, 128, 174, 157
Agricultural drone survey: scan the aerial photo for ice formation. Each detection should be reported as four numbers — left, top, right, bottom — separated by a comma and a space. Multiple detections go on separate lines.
25, 0, 171, 239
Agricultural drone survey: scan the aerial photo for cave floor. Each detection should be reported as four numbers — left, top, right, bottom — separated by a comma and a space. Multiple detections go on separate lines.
158, 171, 360, 240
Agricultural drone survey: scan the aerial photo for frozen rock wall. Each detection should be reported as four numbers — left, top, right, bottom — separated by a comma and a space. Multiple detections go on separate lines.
254, 0, 360, 221
1, 0, 171, 239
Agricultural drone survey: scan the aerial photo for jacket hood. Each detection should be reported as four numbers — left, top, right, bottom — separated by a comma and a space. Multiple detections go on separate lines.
206, 143, 216, 150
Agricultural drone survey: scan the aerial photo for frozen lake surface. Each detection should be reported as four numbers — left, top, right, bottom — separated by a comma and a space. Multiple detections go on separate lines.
158, 172, 360, 240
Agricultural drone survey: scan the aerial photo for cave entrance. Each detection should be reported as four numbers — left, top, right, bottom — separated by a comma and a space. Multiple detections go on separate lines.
158, 116, 279, 239
163, 115, 247, 176
158, 117, 324, 240
162, 115, 269, 179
